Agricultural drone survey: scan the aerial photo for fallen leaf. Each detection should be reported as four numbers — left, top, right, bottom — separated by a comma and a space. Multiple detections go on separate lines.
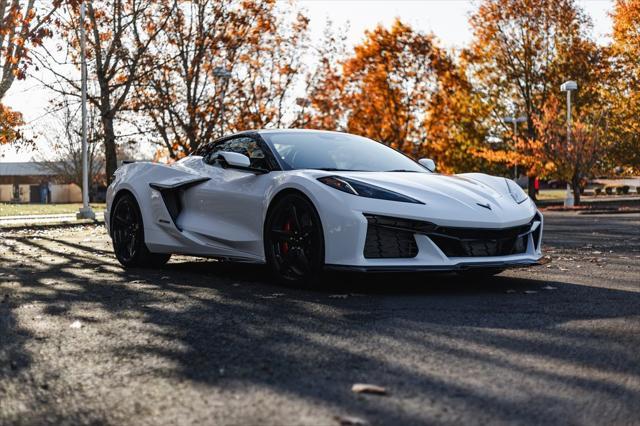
329, 294, 349, 299
351, 383, 387, 395
335, 415, 369, 426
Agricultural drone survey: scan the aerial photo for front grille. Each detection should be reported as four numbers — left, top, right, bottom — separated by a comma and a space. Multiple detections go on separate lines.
428, 232, 528, 257
363, 214, 537, 258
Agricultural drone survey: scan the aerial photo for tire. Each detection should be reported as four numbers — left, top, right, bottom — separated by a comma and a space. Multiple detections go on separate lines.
264, 193, 324, 287
110, 192, 171, 268
457, 268, 505, 278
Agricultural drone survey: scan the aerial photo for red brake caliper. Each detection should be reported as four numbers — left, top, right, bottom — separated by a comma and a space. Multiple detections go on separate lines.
281, 220, 291, 254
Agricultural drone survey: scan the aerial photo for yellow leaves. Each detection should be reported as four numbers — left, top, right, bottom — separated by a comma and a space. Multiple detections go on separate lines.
99, 32, 113, 42
146, 21, 157, 34
0, 104, 24, 145
0, 1, 60, 98
612, 0, 640, 52
115, 73, 128, 84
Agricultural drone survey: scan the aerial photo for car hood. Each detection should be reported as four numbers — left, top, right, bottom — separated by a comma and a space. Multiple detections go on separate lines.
326, 171, 528, 215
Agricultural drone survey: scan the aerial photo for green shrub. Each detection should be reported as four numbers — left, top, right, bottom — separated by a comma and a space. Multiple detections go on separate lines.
621, 185, 630, 195
595, 187, 603, 195
637, 187, 640, 195
605, 187, 614, 195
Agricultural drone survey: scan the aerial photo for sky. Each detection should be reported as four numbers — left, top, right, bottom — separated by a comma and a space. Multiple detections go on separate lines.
0, 0, 615, 162
300, 0, 613, 48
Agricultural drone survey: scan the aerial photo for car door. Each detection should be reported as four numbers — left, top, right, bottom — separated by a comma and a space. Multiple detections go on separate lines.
177, 135, 278, 261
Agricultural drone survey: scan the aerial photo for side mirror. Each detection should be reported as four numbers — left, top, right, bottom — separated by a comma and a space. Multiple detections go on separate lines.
215, 151, 269, 174
418, 158, 436, 172
217, 151, 251, 168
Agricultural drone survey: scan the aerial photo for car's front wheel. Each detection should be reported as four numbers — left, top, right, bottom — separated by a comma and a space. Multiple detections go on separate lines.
264, 193, 324, 287
110, 193, 171, 268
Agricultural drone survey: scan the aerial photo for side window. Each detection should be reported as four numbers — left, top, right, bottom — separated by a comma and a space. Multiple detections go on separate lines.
204, 137, 268, 169
194, 141, 215, 157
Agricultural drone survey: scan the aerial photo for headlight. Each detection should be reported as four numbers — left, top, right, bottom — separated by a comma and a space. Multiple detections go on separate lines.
318, 176, 424, 204
505, 179, 528, 204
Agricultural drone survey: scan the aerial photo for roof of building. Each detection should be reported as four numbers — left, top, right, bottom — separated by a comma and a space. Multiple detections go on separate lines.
0, 162, 64, 177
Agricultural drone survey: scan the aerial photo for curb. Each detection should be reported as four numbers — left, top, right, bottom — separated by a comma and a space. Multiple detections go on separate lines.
535, 197, 640, 208
0, 218, 105, 231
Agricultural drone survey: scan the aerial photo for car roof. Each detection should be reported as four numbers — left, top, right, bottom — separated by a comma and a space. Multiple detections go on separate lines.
234, 128, 348, 137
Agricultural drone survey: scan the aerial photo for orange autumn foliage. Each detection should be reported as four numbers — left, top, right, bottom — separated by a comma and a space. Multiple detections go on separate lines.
606, 0, 640, 170
135, 0, 309, 158
307, 19, 493, 174
465, 0, 602, 196
0, 0, 61, 100
0, 103, 23, 145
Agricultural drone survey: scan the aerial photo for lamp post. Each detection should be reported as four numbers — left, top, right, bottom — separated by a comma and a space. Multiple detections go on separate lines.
503, 115, 527, 179
561, 80, 578, 207
77, 0, 95, 220
213, 67, 232, 137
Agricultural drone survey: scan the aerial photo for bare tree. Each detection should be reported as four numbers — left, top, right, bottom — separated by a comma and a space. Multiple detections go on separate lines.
35, 94, 105, 191
132, 0, 309, 159
33, 0, 176, 182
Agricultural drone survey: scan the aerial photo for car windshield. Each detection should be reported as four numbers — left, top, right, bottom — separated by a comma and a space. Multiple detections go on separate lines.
261, 131, 427, 173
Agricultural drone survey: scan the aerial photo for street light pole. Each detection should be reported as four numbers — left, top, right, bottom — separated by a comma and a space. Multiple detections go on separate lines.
560, 80, 578, 207
503, 115, 527, 180
77, 0, 95, 220
213, 67, 232, 137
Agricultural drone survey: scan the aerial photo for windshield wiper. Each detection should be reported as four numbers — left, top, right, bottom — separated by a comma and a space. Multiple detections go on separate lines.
385, 169, 420, 172
309, 167, 367, 172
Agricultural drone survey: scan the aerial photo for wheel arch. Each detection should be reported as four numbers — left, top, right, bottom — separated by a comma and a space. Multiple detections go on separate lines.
263, 188, 321, 237
262, 187, 327, 245
109, 188, 138, 234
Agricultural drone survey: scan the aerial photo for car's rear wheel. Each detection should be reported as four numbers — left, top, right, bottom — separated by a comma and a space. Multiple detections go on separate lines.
264, 193, 324, 287
111, 193, 171, 268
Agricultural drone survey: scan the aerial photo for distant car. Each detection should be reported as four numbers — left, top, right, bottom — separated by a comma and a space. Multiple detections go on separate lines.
105, 129, 543, 286
545, 179, 566, 189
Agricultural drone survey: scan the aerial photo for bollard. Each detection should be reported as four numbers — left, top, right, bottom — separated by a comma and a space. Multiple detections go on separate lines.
564, 183, 574, 208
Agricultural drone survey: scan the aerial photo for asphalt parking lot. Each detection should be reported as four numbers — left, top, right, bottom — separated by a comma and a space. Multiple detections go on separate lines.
1, 211, 639, 426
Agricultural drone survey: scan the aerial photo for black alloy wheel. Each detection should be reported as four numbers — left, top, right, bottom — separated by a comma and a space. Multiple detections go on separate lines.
111, 193, 171, 268
265, 193, 324, 286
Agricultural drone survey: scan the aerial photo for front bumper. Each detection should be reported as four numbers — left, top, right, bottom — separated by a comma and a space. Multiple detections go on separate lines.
325, 258, 543, 272
320, 208, 543, 271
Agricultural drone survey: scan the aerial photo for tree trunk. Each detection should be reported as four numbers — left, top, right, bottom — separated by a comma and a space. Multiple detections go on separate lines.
572, 175, 581, 206
527, 176, 537, 201
102, 114, 118, 185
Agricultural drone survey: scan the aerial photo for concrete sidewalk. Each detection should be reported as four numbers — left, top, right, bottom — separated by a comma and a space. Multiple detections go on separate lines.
0, 212, 104, 229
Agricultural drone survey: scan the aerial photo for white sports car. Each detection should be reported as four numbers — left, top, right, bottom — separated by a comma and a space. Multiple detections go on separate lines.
105, 129, 543, 285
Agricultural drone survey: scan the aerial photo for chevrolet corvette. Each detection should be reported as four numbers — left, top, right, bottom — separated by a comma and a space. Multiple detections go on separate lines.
105, 129, 543, 285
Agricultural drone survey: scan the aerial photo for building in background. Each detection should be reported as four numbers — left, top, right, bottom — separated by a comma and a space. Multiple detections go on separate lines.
0, 162, 82, 203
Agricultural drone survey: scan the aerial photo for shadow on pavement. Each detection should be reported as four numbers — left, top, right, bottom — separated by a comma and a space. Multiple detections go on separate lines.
1, 229, 639, 425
